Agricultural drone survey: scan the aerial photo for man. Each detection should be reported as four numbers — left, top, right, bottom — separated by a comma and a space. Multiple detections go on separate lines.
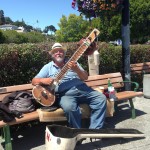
32, 42, 106, 129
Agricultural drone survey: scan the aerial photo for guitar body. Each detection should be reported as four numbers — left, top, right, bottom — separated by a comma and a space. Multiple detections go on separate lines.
32, 29, 100, 106
32, 85, 55, 106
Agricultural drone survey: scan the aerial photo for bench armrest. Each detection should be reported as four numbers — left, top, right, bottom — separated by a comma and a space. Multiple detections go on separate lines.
119, 81, 139, 92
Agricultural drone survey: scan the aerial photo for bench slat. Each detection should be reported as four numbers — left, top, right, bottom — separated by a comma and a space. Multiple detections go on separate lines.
131, 62, 150, 74
0, 84, 33, 94
131, 69, 150, 74
85, 77, 123, 88
116, 91, 143, 100
87, 72, 121, 80
0, 111, 39, 128
131, 62, 150, 67
131, 66, 150, 71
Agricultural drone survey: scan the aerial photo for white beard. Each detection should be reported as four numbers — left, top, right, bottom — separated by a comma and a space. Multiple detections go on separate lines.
56, 57, 64, 63
53, 57, 64, 63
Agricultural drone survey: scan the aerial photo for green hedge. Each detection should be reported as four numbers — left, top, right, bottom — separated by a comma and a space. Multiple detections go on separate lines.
0, 42, 150, 87
0, 30, 48, 44
0, 43, 51, 86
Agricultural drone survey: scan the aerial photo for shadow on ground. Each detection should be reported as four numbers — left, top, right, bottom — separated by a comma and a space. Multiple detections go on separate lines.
104, 102, 146, 128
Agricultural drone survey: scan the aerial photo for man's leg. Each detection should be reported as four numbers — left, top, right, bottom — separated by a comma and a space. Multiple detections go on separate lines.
87, 90, 107, 129
58, 95, 82, 128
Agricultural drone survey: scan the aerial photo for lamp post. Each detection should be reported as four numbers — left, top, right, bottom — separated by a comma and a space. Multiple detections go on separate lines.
121, 0, 131, 90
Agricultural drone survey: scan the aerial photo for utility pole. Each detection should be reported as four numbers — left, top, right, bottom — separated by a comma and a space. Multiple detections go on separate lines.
121, 0, 130, 90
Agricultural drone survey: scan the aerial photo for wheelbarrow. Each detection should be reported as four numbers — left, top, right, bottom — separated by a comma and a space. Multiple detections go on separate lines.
45, 124, 144, 150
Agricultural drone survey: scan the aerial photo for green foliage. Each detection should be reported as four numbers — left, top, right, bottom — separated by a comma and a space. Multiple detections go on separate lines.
0, 30, 6, 43
0, 43, 52, 86
2, 30, 24, 44
130, 44, 150, 63
56, 14, 89, 42
0, 10, 5, 25
4, 17, 13, 24
67, 0, 149, 43
44, 25, 57, 35
0, 30, 48, 43
98, 42, 122, 73
56, 13, 122, 43
130, 0, 150, 44
12, 20, 26, 27
24, 32, 47, 43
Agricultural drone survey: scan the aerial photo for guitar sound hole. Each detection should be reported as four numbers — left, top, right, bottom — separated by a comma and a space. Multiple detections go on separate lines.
41, 91, 48, 99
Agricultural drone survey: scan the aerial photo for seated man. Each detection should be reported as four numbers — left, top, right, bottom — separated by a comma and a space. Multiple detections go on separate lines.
32, 42, 106, 129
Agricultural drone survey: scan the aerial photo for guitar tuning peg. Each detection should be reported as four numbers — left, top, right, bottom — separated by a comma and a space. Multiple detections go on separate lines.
94, 31, 97, 36
88, 37, 92, 41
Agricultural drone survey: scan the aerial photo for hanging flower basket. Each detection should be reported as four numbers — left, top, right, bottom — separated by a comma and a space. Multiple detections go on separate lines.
72, 0, 124, 18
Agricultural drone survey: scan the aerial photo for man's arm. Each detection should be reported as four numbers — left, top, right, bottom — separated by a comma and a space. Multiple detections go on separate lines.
74, 67, 88, 81
32, 78, 54, 86
67, 61, 88, 81
32, 63, 54, 86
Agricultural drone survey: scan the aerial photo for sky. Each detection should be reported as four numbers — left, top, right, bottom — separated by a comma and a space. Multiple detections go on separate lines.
0, 0, 80, 30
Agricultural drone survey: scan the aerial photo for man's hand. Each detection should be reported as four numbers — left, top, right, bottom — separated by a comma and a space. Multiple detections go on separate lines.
67, 61, 79, 72
67, 61, 88, 81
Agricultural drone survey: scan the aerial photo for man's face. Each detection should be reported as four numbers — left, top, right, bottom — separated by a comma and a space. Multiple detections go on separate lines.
51, 49, 65, 63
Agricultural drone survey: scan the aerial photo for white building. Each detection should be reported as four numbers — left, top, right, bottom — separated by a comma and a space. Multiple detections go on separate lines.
0, 24, 26, 32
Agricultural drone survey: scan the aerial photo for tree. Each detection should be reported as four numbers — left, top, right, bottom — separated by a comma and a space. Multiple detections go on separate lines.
56, 14, 89, 42
0, 30, 5, 43
12, 20, 26, 27
43, 25, 57, 35
43, 26, 49, 34
71, 0, 150, 43
0, 10, 5, 25
130, 0, 150, 43
48, 25, 56, 34
4, 17, 13, 24
24, 25, 33, 32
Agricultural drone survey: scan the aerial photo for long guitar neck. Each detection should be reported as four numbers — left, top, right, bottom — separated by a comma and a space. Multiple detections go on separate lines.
54, 29, 100, 83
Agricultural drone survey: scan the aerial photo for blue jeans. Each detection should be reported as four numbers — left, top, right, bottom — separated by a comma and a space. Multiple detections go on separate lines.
57, 83, 107, 129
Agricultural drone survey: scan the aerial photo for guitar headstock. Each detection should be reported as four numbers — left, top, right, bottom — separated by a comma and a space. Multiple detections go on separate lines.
78, 28, 100, 56
87, 28, 100, 43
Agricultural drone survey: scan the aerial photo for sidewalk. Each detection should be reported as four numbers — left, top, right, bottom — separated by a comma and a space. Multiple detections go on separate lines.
76, 96, 150, 150
0, 96, 150, 150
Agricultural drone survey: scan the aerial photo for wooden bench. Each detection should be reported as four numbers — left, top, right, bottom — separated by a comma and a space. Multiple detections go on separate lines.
0, 72, 143, 150
131, 62, 150, 74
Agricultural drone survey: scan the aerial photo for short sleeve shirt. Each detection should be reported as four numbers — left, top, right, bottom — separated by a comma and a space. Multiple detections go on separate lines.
35, 60, 85, 93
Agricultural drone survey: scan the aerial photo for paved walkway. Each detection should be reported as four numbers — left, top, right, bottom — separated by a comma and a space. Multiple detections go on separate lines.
0, 96, 150, 150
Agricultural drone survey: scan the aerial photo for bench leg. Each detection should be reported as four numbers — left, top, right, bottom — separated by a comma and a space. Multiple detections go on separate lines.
129, 98, 136, 119
0, 128, 4, 139
3, 125, 12, 150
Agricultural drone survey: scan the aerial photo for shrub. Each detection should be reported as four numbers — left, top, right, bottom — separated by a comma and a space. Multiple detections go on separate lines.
0, 42, 150, 87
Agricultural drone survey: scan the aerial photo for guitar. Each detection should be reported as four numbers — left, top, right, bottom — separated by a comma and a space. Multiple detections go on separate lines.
32, 28, 100, 106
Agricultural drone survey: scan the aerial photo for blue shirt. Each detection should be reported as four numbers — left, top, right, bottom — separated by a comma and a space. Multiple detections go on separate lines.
35, 60, 85, 93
